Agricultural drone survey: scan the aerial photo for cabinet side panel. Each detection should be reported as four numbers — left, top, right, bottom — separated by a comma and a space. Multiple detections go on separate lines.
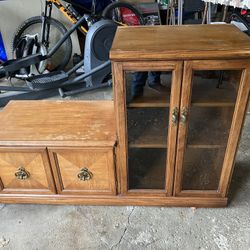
219, 68, 250, 197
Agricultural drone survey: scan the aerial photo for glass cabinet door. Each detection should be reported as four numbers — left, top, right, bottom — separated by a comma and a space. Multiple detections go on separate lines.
114, 61, 182, 195
174, 60, 250, 197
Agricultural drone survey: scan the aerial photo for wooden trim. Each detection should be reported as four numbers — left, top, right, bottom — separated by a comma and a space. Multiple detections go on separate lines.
107, 149, 117, 195
126, 189, 166, 197
121, 61, 179, 71
0, 178, 3, 191
0, 141, 116, 147
0, 146, 46, 153
166, 62, 183, 196
189, 59, 250, 70
41, 149, 57, 194
218, 69, 250, 197
49, 151, 64, 194
0, 195, 228, 207
110, 50, 250, 62
176, 190, 222, 198
174, 61, 193, 195
113, 62, 128, 195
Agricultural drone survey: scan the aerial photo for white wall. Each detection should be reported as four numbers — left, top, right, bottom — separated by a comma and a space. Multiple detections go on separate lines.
0, 0, 80, 59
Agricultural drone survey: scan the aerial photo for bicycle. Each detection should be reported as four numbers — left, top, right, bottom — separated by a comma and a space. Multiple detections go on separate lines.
12, 0, 144, 74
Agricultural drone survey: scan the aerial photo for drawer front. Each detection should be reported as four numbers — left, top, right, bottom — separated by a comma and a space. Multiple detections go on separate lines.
48, 148, 116, 195
0, 148, 56, 194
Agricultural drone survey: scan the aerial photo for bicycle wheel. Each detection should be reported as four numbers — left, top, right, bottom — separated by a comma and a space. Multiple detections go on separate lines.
12, 16, 73, 72
102, 2, 145, 26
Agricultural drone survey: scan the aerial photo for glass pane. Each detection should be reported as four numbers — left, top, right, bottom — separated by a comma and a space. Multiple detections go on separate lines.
181, 70, 242, 191
125, 71, 172, 107
129, 148, 166, 189
191, 70, 241, 105
125, 71, 172, 190
128, 108, 169, 147
182, 148, 225, 190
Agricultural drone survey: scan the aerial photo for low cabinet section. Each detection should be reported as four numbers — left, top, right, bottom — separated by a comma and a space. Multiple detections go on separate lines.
0, 147, 56, 195
48, 147, 117, 196
0, 147, 117, 198
0, 101, 118, 204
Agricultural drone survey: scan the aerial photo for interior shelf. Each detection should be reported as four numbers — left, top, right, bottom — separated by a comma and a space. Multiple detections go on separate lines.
187, 144, 226, 149
126, 72, 239, 108
191, 73, 239, 107
127, 86, 171, 108
129, 142, 167, 148
127, 108, 168, 148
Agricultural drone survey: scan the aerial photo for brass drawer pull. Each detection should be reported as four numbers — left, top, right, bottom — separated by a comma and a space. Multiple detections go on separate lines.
77, 168, 93, 181
15, 167, 30, 180
180, 107, 188, 124
172, 107, 179, 126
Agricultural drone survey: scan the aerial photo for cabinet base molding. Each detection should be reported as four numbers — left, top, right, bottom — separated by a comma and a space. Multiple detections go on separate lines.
0, 195, 228, 207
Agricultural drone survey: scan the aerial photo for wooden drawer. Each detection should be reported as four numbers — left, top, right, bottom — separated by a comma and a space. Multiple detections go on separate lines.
49, 148, 117, 195
0, 147, 56, 194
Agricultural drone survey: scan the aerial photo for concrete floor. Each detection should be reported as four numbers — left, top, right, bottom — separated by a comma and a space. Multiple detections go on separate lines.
0, 87, 249, 250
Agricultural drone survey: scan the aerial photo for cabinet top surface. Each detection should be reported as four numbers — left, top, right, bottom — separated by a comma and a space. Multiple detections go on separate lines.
0, 101, 116, 147
110, 24, 250, 61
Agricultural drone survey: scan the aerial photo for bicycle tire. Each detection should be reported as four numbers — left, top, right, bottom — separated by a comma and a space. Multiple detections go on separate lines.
102, 2, 145, 26
12, 16, 73, 71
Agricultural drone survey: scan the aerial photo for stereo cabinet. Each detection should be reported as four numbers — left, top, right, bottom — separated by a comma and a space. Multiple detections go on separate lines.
110, 24, 250, 206
0, 25, 249, 207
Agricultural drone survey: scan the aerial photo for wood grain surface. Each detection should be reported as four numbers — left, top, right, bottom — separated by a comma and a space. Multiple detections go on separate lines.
110, 25, 250, 61
48, 147, 116, 195
0, 101, 116, 147
0, 147, 56, 194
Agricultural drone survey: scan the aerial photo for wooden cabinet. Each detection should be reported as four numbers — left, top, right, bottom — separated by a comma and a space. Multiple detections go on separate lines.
111, 24, 250, 206
0, 25, 249, 207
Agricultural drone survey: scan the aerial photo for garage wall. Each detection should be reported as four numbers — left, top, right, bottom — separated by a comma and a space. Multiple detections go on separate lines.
0, 0, 80, 60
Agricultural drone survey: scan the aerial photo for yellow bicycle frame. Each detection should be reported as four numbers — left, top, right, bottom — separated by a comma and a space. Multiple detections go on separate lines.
49, 0, 88, 34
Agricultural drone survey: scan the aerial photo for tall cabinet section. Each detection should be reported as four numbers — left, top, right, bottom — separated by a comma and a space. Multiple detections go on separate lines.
111, 25, 250, 207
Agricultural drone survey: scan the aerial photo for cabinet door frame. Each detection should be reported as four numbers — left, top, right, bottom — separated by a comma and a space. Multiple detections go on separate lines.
174, 59, 250, 197
113, 60, 183, 196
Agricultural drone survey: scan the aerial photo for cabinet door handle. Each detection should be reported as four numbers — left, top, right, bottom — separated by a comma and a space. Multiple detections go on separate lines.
172, 107, 179, 126
77, 168, 93, 181
180, 107, 188, 124
15, 167, 30, 180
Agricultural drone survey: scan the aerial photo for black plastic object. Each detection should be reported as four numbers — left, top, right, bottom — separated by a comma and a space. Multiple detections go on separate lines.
1, 53, 45, 75
26, 71, 69, 90
0, 66, 5, 78
2, 14, 86, 77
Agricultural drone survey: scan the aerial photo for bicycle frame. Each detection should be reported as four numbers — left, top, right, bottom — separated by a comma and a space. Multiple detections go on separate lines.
44, 0, 88, 35
43, 0, 126, 40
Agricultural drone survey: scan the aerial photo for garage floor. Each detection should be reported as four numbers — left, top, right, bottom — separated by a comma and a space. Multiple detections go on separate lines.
0, 87, 249, 250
